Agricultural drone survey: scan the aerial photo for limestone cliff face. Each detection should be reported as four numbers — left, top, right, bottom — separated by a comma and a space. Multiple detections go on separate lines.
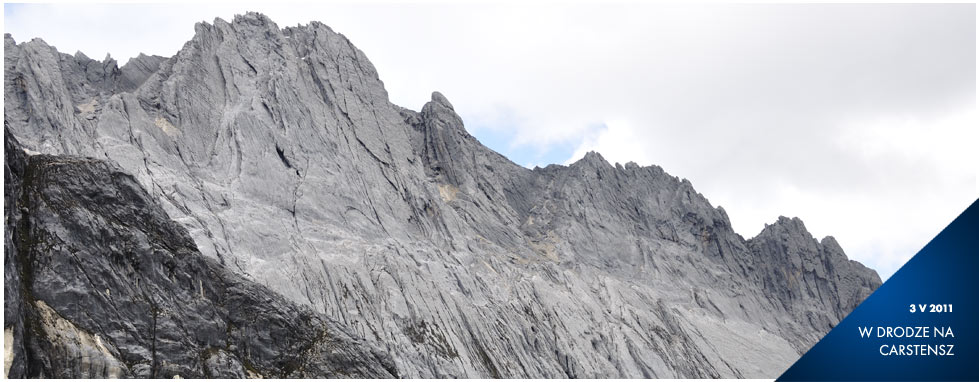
4, 130, 397, 378
4, 12, 880, 378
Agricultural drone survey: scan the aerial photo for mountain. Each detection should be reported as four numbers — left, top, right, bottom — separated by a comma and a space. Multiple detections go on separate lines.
4, 130, 397, 378
3, 12, 881, 378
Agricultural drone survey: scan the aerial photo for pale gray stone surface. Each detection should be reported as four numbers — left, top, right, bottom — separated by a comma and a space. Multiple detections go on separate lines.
4, 12, 880, 378
4, 131, 398, 378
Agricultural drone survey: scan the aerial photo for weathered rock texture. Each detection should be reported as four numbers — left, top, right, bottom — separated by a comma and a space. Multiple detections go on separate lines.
4, 12, 881, 378
4, 130, 397, 378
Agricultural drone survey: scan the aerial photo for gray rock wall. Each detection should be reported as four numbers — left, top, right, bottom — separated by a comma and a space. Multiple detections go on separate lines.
4, 130, 397, 378
3, 12, 881, 378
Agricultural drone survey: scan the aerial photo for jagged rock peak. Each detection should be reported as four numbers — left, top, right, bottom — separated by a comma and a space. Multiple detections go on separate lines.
421, 91, 466, 132
195, 11, 347, 41
232, 11, 277, 26
430, 91, 455, 110
199, 11, 279, 32
819, 235, 847, 254
573, 150, 611, 167
758, 215, 811, 238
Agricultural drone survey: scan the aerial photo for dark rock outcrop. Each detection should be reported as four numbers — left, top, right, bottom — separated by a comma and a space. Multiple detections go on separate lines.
4, 12, 881, 378
4, 130, 397, 378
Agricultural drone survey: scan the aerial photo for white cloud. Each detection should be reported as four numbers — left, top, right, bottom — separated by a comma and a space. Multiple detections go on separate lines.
4, 3, 976, 280
565, 120, 647, 166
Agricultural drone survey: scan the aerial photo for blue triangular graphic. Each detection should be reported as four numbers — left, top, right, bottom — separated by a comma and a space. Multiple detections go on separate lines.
778, 198, 979, 381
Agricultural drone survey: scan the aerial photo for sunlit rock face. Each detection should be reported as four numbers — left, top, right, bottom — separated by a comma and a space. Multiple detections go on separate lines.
4, 131, 397, 378
4, 12, 880, 378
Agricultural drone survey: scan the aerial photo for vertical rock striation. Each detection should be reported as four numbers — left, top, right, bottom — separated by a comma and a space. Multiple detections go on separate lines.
4, 12, 881, 378
4, 130, 397, 378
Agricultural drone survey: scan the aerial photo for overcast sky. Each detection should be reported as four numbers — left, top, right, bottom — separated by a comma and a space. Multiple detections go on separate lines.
5, 3, 976, 279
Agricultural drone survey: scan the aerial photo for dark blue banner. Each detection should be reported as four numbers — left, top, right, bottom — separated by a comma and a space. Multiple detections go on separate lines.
778, 198, 979, 381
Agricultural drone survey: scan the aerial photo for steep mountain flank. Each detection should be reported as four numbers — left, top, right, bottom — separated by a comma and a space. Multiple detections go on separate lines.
4, 12, 880, 378
4, 130, 397, 378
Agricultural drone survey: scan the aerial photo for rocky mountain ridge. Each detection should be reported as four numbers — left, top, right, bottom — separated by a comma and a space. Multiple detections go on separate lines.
4, 12, 881, 378
5, 130, 397, 378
